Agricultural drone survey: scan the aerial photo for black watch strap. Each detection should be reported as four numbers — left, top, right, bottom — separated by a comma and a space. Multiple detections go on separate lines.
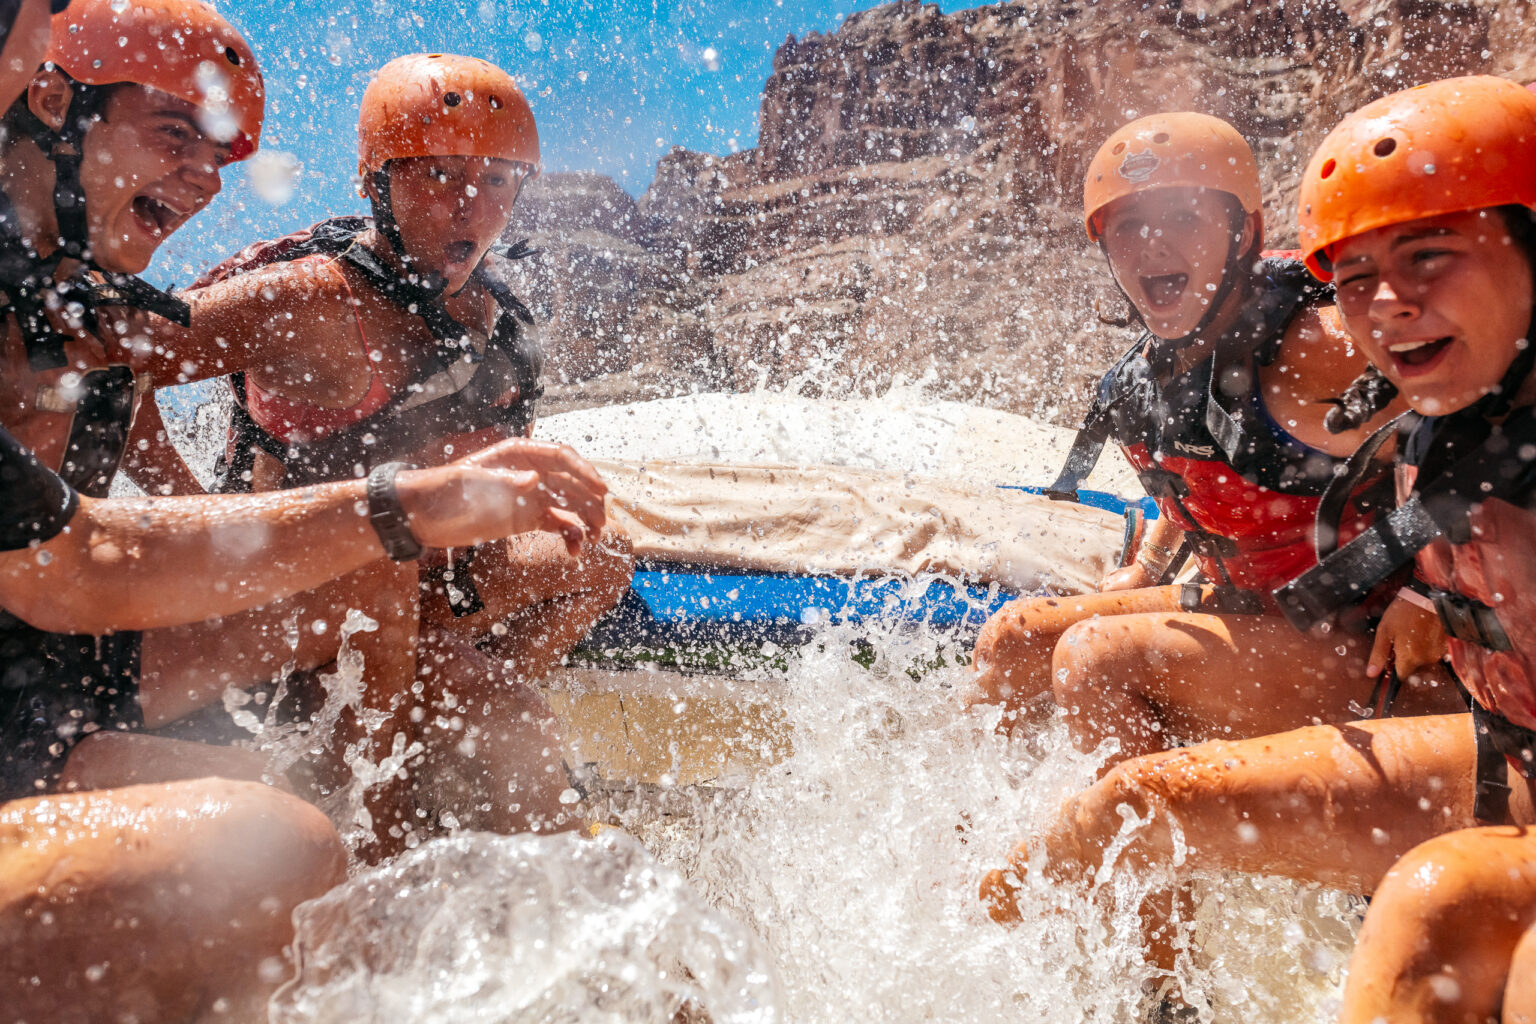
366, 461, 423, 562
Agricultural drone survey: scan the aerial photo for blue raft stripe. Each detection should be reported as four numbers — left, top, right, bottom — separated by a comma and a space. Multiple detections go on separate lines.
994, 484, 1160, 520
613, 486, 1151, 630
629, 571, 1015, 628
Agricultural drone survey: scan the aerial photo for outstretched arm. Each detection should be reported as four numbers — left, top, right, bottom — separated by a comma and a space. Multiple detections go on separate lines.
0, 436, 607, 634
118, 260, 370, 405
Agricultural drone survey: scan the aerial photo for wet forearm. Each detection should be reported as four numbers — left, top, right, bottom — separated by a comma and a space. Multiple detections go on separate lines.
2, 484, 385, 632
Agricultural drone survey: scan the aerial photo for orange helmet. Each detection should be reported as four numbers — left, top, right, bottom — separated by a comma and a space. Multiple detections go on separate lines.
46, 0, 263, 162
358, 53, 539, 174
1298, 76, 1536, 280
1083, 113, 1262, 242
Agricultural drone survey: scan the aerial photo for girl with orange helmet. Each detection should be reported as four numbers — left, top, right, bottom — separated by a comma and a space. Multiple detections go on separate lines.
968, 112, 1456, 773
983, 76, 1536, 1024
125, 53, 632, 820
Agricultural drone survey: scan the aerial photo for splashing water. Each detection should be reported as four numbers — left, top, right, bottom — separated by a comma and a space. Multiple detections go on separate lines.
589, 606, 1363, 1024
265, 587, 1362, 1023
270, 830, 782, 1024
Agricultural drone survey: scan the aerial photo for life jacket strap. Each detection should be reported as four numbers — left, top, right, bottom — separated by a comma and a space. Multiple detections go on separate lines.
1431, 589, 1513, 653
1277, 406, 1536, 631
1472, 702, 1536, 823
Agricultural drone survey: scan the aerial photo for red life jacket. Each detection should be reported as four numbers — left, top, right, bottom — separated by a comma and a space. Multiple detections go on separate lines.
1051, 256, 1391, 605
195, 216, 544, 492
1409, 484, 1536, 730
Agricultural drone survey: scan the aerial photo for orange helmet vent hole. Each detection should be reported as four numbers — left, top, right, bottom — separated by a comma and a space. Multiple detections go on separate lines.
1373, 137, 1397, 158
1320, 158, 1336, 179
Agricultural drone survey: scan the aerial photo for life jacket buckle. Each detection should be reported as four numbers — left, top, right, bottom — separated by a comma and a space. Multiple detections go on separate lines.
1431, 589, 1514, 653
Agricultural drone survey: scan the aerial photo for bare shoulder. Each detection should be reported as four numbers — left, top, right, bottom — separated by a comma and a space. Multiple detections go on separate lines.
1274, 302, 1371, 397
186, 255, 353, 321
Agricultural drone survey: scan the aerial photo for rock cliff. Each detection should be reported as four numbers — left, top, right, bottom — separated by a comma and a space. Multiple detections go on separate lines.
499, 0, 1536, 421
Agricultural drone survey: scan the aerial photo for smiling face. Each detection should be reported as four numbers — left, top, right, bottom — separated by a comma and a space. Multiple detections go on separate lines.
73, 84, 230, 274
1098, 186, 1252, 339
1330, 209, 1535, 416
373, 155, 532, 293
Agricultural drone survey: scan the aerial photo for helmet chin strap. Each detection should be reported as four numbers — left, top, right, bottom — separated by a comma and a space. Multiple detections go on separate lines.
1103, 203, 1255, 361
3, 77, 189, 370
368, 166, 447, 296
369, 163, 534, 300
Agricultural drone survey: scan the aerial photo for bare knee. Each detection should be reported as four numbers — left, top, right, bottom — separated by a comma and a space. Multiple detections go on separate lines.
197, 781, 347, 901
2, 781, 344, 1022
1345, 830, 1536, 1023
1050, 620, 1120, 706
1368, 832, 1534, 958
582, 524, 634, 598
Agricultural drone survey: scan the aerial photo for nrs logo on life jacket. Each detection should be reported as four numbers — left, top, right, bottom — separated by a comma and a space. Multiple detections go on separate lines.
1117, 149, 1161, 183
1174, 440, 1217, 457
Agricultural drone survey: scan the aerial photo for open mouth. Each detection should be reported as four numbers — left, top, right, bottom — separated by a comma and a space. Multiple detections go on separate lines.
1386, 335, 1454, 373
444, 239, 476, 264
1139, 272, 1188, 310
130, 195, 181, 238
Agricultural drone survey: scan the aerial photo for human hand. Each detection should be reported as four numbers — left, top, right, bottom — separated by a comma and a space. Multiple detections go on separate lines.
979, 842, 1030, 924
398, 438, 608, 556
1367, 592, 1448, 682
1098, 562, 1156, 592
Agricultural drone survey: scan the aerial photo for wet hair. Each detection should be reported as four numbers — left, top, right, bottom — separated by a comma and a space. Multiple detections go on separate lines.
1322, 363, 1398, 434
1322, 204, 1536, 433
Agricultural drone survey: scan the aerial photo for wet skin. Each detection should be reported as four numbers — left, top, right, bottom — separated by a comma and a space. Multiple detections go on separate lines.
1331, 209, 1536, 417
982, 206, 1536, 1019
124, 146, 632, 705
1340, 827, 1536, 1024
0, 68, 608, 1018
970, 188, 1414, 765
1099, 187, 1250, 342
0, 780, 345, 1024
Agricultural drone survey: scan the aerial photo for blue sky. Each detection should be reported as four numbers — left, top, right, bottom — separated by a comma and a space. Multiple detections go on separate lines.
149, 0, 971, 287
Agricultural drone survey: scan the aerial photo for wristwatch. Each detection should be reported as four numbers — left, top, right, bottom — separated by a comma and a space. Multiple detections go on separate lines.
367, 462, 424, 562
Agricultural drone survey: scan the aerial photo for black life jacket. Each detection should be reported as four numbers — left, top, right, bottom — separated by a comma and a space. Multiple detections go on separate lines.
0, 166, 193, 794
1274, 331, 1536, 637
1048, 257, 1385, 604
208, 216, 544, 492
0, 295, 148, 798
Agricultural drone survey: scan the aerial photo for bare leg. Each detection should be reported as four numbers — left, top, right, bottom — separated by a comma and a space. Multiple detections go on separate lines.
395, 628, 575, 841
982, 714, 1536, 921
0, 780, 345, 1024
1502, 913, 1536, 1024
970, 586, 1188, 718
1051, 611, 1464, 769
57, 732, 280, 791
1339, 827, 1536, 1024
420, 526, 634, 683
138, 559, 424, 859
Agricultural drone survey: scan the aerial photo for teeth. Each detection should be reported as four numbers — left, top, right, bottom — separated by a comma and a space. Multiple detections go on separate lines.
1388, 339, 1435, 353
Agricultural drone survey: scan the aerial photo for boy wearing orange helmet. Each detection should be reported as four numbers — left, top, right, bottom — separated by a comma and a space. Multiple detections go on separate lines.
967, 112, 1454, 769
983, 77, 1536, 1024
130, 53, 633, 705
0, 6, 610, 1017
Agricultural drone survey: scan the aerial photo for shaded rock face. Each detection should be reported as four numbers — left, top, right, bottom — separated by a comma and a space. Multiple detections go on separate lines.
504, 0, 1535, 421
